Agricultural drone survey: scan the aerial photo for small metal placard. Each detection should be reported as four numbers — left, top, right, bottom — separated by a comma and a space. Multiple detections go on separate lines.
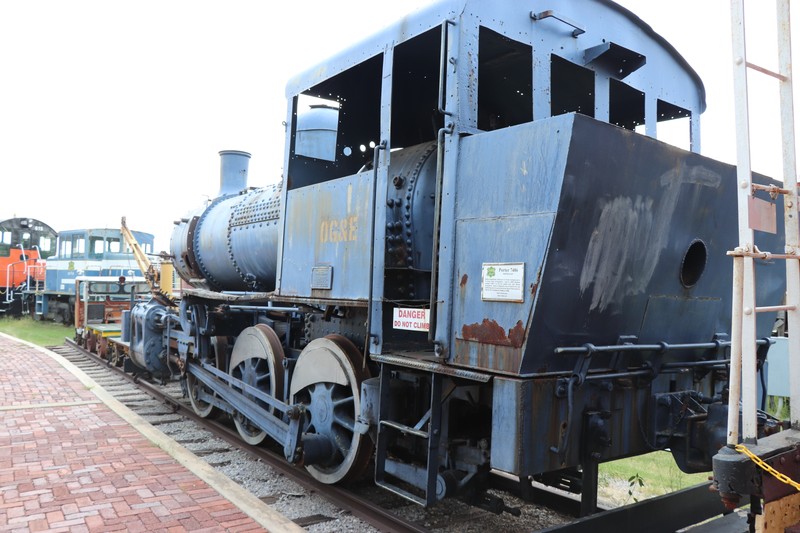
481, 262, 525, 303
748, 195, 776, 234
311, 265, 333, 290
392, 307, 430, 332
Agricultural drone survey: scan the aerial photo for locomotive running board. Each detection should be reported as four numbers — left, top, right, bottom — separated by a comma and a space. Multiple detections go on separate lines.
370, 353, 491, 382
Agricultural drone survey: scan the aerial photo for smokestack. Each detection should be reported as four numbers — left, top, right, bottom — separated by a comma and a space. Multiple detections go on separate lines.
218, 150, 251, 197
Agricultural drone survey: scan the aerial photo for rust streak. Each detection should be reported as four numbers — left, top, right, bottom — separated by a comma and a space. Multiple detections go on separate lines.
461, 319, 526, 348
460, 273, 468, 288
531, 266, 543, 297
508, 320, 525, 348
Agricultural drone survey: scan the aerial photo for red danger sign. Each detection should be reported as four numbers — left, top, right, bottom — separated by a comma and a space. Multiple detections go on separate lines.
392, 308, 430, 332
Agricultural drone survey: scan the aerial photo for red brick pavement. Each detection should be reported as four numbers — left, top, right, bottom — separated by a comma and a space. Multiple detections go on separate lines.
0, 335, 295, 533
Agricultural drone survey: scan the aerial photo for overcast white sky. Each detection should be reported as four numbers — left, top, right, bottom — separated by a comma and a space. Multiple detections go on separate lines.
1, 0, 797, 250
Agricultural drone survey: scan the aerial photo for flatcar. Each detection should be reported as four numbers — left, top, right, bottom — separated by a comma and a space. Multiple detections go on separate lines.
121, 0, 787, 514
35, 227, 154, 324
72, 275, 151, 361
0, 217, 57, 316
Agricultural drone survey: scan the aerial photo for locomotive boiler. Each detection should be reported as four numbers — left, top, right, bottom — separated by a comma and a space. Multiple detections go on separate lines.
127, 0, 787, 513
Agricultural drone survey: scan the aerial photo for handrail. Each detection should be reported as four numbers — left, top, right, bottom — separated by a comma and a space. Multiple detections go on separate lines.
437, 19, 456, 117
428, 122, 454, 345
531, 10, 586, 38
365, 140, 387, 355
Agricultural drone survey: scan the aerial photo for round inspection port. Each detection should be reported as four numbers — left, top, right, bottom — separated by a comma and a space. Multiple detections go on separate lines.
680, 239, 707, 288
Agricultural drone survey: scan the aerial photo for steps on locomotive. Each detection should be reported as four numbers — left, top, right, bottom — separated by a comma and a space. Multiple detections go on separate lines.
34, 293, 44, 317
374, 368, 445, 506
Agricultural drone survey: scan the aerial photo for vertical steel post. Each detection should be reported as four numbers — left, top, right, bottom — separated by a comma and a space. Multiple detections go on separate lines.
728, 255, 744, 445
776, 0, 800, 429
729, 0, 758, 444
741, 256, 758, 442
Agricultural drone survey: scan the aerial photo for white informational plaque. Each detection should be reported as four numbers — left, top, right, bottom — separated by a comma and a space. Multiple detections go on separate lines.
481, 262, 525, 303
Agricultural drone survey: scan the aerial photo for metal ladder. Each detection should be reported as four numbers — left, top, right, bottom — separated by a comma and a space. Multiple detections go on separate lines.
727, 0, 799, 445
374, 368, 444, 506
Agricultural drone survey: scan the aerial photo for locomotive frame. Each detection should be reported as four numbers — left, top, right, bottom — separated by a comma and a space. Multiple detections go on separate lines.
123, 0, 788, 515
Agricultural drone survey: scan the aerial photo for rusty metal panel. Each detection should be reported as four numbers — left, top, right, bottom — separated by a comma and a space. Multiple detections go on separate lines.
279, 172, 374, 300
452, 339, 522, 375
449, 117, 571, 374
493, 375, 653, 476
490, 377, 527, 473
762, 444, 800, 503
451, 214, 552, 374
748, 194, 777, 234
451, 114, 786, 378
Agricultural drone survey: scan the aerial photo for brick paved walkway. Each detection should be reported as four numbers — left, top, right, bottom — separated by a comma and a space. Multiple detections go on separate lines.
0, 334, 301, 533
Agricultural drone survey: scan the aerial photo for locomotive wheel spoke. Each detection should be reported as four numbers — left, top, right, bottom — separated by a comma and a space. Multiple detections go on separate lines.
333, 396, 356, 433
290, 335, 373, 484
228, 325, 284, 446
188, 337, 227, 419
187, 373, 219, 419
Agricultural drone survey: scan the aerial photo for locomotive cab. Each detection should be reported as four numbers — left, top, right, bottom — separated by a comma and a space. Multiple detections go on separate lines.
279, 0, 709, 358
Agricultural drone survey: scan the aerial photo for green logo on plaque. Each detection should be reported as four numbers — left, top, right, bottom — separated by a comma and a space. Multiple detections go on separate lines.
487, 266, 496, 278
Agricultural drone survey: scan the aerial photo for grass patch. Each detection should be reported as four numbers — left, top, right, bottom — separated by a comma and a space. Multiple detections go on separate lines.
599, 450, 709, 506
0, 316, 72, 347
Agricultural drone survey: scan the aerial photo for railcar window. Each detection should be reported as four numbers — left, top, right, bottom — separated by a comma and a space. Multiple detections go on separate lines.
107, 238, 121, 253
90, 237, 105, 259
551, 55, 595, 118
39, 236, 53, 257
61, 239, 72, 257
89, 283, 110, 293
478, 27, 533, 131
72, 236, 85, 258
295, 96, 339, 161
391, 27, 442, 147
0, 230, 11, 257
123, 282, 148, 294
657, 99, 691, 151
609, 79, 645, 131
21, 232, 31, 248
288, 54, 383, 189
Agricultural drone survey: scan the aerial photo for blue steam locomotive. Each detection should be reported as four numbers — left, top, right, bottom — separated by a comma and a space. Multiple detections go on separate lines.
123, 0, 785, 512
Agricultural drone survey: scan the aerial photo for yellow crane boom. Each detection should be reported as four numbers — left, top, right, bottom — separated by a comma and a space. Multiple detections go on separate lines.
120, 217, 175, 305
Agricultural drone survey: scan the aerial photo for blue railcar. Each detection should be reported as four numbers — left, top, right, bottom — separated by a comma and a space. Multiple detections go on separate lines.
123, 0, 785, 514
37, 227, 154, 323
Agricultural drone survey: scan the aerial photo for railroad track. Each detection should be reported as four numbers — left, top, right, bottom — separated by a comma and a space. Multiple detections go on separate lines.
51, 339, 730, 533
52, 340, 431, 533
52, 340, 574, 532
